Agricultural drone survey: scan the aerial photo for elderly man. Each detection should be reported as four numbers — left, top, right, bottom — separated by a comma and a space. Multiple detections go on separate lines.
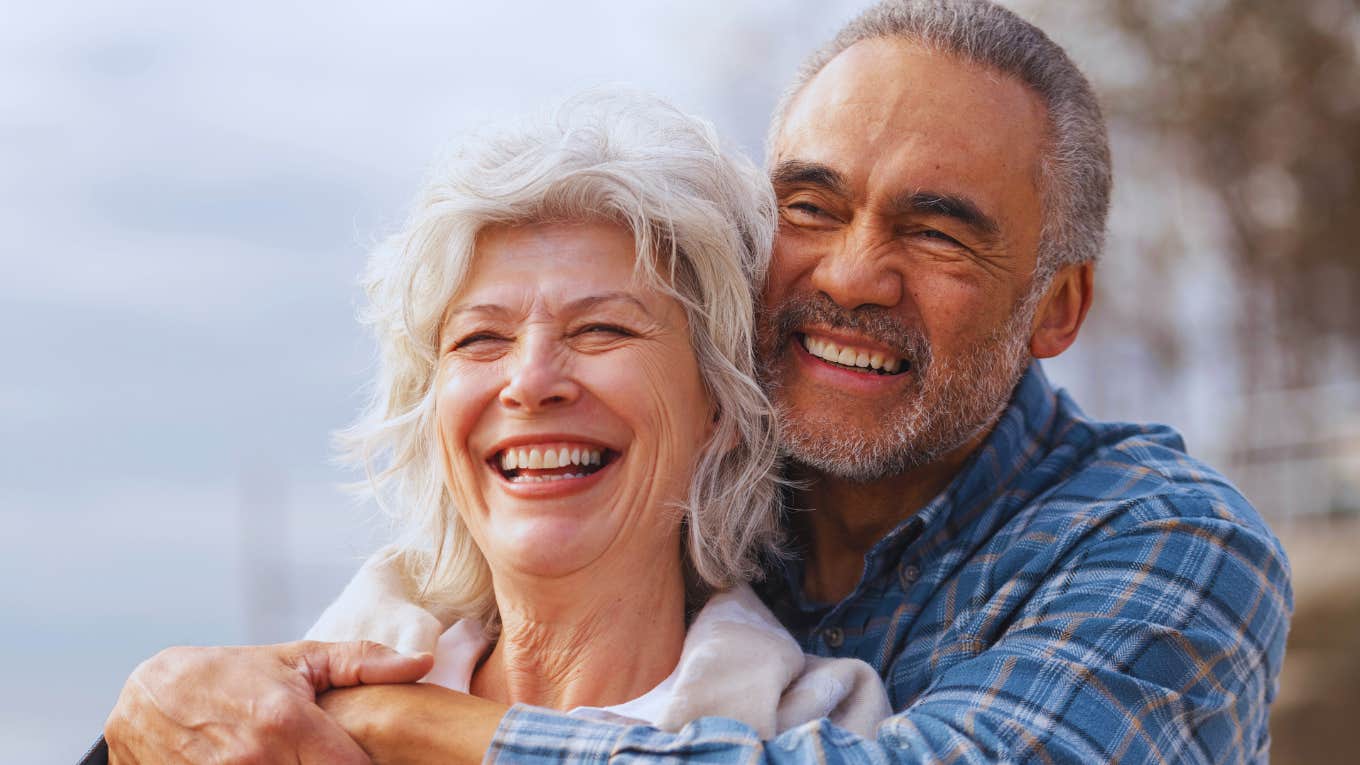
95, 1, 1290, 763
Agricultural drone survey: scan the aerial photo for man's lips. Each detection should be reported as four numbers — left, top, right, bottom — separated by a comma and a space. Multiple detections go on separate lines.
796, 331, 909, 376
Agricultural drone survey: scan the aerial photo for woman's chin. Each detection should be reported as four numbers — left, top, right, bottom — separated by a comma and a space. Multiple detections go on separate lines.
485, 518, 614, 580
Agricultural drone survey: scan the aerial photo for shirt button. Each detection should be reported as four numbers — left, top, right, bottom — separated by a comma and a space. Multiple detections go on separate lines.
899, 564, 920, 589
823, 627, 844, 648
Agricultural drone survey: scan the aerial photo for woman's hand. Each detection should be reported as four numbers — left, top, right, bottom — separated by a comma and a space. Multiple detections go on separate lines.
319, 684, 509, 765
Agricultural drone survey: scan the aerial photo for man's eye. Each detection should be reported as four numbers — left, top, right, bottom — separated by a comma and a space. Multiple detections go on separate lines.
785, 202, 827, 219
917, 229, 964, 247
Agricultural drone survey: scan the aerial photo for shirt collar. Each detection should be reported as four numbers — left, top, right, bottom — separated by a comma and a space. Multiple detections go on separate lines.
765, 361, 1064, 606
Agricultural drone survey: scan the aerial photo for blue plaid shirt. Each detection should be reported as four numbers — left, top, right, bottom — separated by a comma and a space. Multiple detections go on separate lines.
489, 363, 1292, 764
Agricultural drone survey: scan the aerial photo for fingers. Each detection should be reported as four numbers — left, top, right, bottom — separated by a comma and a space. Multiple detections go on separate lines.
290, 640, 434, 692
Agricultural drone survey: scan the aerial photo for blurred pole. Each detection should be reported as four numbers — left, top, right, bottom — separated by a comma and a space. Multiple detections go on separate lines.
237, 462, 292, 644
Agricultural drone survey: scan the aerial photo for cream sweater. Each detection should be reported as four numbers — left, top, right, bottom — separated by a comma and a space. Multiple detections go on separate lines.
309, 576, 891, 738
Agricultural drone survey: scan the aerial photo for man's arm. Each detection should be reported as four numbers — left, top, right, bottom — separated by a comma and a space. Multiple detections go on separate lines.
322, 511, 1289, 764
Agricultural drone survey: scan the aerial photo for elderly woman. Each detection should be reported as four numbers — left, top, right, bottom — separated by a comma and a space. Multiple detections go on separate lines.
88, 89, 887, 765
283, 88, 890, 756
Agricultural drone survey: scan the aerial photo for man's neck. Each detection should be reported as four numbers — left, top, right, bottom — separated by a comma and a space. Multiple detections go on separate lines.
791, 435, 983, 604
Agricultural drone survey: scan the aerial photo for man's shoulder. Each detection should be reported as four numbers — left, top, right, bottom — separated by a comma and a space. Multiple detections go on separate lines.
1032, 404, 1280, 553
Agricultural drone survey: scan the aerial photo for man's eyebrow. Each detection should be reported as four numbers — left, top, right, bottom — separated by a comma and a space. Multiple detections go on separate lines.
770, 160, 849, 196
894, 191, 1002, 238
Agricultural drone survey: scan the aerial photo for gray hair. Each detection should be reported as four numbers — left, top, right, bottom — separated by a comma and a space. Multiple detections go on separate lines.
343, 88, 783, 625
769, 0, 1112, 279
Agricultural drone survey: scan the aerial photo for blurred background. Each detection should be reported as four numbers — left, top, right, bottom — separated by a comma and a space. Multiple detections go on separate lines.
2, 0, 1356, 761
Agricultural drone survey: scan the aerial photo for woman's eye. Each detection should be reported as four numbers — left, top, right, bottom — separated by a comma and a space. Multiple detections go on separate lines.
577, 323, 633, 337
451, 332, 508, 350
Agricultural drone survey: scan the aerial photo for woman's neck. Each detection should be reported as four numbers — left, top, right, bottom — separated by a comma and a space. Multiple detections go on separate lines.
470, 553, 687, 711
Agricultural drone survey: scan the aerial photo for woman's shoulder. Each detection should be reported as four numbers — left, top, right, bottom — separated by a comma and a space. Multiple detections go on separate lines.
654, 584, 891, 738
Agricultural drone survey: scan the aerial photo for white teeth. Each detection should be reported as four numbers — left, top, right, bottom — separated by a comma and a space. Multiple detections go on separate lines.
801, 335, 904, 373
509, 472, 589, 484
497, 444, 609, 475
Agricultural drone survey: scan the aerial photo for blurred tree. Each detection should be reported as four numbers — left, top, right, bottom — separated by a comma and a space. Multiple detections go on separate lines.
1097, 0, 1360, 392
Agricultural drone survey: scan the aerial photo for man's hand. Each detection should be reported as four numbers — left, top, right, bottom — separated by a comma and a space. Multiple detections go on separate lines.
104, 640, 434, 765
319, 683, 508, 765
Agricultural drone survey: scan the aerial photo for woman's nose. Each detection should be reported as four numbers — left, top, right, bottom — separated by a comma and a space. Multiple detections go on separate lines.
498, 344, 580, 412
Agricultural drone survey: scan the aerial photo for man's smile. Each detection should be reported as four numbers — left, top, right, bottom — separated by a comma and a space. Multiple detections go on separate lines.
798, 332, 908, 375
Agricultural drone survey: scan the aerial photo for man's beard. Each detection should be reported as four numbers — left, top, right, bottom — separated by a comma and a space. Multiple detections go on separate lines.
756, 291, 1038, 483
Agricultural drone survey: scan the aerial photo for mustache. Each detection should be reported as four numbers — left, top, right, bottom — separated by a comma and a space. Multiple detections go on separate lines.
763, 292, 932, 374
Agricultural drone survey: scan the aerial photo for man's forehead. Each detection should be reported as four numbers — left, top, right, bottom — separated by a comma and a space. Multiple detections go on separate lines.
773, 38, 1047, 196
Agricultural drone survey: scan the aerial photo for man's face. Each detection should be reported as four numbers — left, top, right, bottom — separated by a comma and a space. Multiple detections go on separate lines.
760, 38, 1049, 480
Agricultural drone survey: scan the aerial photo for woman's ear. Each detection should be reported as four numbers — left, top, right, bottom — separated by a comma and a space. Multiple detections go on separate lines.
1029, 262, 1094, 359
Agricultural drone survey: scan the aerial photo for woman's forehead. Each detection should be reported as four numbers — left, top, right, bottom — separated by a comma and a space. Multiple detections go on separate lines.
450, 221, 675, 318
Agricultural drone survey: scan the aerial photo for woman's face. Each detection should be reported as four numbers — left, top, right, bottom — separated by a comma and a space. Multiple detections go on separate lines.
435, 221, 715, 582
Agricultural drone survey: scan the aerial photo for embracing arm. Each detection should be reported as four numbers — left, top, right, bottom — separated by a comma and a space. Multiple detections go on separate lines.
403, 511, 1290, 765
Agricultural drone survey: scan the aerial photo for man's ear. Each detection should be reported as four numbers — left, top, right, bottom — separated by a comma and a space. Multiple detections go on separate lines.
1029, 262, 1094, 359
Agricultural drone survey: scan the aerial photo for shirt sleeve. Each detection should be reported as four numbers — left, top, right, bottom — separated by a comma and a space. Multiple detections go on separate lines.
487, 511, 1292, 765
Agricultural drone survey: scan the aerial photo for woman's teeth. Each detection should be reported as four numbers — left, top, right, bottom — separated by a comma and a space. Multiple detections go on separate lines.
498, 442, 606, 484
801, 334, 904, 374
499, 445, 603, 471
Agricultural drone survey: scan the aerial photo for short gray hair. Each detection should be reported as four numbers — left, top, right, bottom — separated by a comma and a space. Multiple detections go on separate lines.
344, 88, 783, 624
769, 0, 1112, 277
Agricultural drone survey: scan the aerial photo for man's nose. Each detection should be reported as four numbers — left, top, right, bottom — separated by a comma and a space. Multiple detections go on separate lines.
809, 226, 903, 310
498, 340, 580, 412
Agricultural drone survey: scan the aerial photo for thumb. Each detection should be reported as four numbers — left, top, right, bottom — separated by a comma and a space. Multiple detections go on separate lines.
288, 640, 435, 693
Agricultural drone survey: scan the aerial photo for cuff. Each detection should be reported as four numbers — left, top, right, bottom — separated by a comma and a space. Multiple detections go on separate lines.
486, 704, 627, 764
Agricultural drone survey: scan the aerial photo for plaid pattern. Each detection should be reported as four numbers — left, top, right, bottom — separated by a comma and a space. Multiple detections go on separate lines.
488, 363, 1292, 764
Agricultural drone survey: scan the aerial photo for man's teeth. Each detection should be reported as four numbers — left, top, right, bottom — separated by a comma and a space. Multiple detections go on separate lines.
802, 335, 903, 373
499, 445, 604, 471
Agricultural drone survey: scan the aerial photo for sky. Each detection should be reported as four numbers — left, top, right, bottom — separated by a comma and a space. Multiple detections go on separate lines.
0, 1, 1301, 761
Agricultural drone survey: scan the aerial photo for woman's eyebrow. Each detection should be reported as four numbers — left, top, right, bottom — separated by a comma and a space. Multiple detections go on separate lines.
445, 304, 514, 321
565, 292, 654, 317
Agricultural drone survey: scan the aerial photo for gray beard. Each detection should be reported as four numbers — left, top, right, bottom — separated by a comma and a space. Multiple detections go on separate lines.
758, 290, 1039, 483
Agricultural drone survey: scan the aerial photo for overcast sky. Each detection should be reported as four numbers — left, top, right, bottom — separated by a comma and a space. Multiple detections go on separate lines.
0, 1, 1262, 761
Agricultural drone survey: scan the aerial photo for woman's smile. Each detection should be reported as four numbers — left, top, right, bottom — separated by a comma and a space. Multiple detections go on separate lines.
486, 437, 621, 497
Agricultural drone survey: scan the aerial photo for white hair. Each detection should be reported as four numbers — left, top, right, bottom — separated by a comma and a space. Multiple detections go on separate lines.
341, 88, 783, 625
769, 0, 1112, 280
